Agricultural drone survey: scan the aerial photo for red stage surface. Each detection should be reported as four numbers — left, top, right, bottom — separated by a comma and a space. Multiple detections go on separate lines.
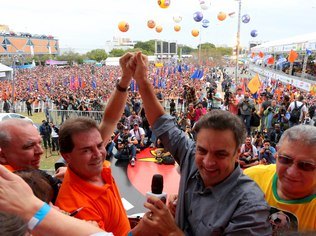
127, 148, 180, 197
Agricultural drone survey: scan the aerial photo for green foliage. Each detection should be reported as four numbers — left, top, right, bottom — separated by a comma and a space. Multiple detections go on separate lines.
56, 50, 84, 65
197, 43, 216, 49
133, 40, 155, 54
181, 45, 195, 54
85, 49, 108, 62
109, 48, 126, 57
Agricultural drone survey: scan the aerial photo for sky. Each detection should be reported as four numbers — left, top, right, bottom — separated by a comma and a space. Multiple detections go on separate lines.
1, 0, 316, 53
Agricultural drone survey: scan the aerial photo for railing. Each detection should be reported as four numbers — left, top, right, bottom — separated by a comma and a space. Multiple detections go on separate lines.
0, 97, 186, 115
48, 110, 104, 125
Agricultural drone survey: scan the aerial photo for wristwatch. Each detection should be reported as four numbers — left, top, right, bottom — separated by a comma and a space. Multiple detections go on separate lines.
116, 80, 128, 92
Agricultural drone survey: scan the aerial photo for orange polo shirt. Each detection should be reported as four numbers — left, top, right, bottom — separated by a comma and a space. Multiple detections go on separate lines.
2, 164, 17, 172
55, 165, 130, 236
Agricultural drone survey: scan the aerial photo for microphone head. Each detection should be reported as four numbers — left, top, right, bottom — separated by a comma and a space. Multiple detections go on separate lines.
151, 174, 163, 194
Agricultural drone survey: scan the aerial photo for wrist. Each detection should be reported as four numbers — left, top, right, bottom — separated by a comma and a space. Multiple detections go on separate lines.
116, 79, 129, 92
27, 202, 51, 231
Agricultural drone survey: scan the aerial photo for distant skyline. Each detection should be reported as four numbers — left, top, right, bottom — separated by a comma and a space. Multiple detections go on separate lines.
1, 0, 316, 53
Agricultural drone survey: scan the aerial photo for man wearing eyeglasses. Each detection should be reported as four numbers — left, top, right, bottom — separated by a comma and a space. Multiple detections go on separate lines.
244, 125, 316, 234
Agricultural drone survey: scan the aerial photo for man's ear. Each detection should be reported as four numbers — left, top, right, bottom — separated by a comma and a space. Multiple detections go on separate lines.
0, 149, 8, 165
61, 153, 71, 165
234, 147, 241, 161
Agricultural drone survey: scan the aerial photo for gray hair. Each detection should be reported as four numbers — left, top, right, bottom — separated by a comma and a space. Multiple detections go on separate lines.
277, 125, 316, 148
0, 212, 28, 236
0, 119, 34, 148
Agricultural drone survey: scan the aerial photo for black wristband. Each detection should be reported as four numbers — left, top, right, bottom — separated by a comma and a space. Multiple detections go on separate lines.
116, 80, 128, 92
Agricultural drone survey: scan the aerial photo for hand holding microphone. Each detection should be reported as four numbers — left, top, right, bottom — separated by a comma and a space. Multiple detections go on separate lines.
146, 174, 167, 204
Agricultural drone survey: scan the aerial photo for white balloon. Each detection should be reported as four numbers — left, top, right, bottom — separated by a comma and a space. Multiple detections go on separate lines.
200, 3, 209, 10
173, 16, 182, 23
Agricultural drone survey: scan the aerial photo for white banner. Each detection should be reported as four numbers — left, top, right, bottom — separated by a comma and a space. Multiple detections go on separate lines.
249, 64, 312, 92
0, 72, 6, 77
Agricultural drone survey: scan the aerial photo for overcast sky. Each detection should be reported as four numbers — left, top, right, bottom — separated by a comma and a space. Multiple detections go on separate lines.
1, 0, 316, 53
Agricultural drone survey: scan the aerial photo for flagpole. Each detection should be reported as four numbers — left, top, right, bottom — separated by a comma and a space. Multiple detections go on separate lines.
301, 51, 308, 79
235, 0, 242, 83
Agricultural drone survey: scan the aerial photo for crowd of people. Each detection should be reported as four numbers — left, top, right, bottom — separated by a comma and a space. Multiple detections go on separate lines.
0, 52, 315, 235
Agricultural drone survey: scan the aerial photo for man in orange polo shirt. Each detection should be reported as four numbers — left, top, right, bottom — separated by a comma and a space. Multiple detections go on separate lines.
55, 53, 136, 236
0, 119, 44, 172
55, 117, 130, 235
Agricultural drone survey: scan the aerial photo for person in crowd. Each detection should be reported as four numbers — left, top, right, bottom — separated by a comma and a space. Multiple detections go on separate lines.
238, 93, 255, 135
187, 102, 197, 127
169, 98, 176, 115
195, 102, 207, 121
129, 122, 146, 152
25, 98, 33, 116
55, 53, 137, 235
259, 139, 276, 164
239, 136, 259, 168
263, 99, 279, 134
269, 123, 283, 148
211, 87, 223, 109
235, 87, 244, 103
128, 52, 272, 235
0, 164, 113, 236
287, 95, 308, 127
115, 125, 137, 166
127, 111, 142, 129
39, 120, 52, 158
3, 99, 10, 113
259, 92, 272, 132
244, 125, 316, 234
50, 122, 60, 154
276, 105, 290, 131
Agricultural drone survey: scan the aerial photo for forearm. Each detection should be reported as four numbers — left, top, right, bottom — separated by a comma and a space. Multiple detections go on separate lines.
100, 79, 129, 141
20, 198, 106, 236
137, 79, 165, 126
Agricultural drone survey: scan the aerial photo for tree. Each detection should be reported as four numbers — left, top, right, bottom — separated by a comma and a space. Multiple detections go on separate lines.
109, 48, 126, 57
56, 50, 84, 65
133, 40, 155, 54
181, 45, 195, 55
86, 49, 107, 62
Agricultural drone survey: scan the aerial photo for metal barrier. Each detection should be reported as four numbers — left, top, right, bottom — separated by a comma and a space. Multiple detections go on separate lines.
48, 110, 104, 125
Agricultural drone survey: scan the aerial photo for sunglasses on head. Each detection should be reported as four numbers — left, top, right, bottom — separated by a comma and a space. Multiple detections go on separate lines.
277, 154, 316, 172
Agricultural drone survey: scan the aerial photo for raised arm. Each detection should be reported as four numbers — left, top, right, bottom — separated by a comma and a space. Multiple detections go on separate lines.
131, 52, 165, 126
100, 52, 134, 141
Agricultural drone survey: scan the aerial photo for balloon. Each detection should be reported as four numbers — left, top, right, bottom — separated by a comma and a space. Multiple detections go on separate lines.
158, 0, 170, 9
147, 20, 156, 29
241, 14, 250, 23
118, 21, 129, 32
217, 12, 226, 21
193, 11, 203, 22
202, 19, 210, 28
174, 25, 181, 32
191, 29, 199, 37
200, 3, 209, 10
173, 16, 182, 23
250, 30, 258, 37
199, 0, 205, 4
156, 26, 163, 33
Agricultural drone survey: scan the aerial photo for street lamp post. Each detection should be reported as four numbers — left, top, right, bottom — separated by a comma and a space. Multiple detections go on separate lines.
235, 0, 242, 83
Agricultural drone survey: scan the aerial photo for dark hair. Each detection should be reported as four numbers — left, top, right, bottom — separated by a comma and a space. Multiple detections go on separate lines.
193, 110, 246, 148
59, 117, 99, 153
14, 169, 58, 204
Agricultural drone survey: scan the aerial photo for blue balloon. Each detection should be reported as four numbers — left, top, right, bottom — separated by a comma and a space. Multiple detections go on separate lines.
250, 30, 258, 37
193, 11, 203, 22
202, 19, 210, 28
241, 14, 250, 23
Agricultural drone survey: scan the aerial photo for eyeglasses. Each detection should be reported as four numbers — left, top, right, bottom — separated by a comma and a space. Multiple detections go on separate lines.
277, 154, 316, 172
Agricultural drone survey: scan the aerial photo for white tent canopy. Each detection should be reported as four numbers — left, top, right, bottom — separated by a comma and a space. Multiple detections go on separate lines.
0, 63, 13, 80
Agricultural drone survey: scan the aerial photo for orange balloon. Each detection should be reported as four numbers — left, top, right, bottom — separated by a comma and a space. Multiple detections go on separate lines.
174, 25, 181, 32
118, 21, 129, 32
191, 29, 199, 37
156, 26, 163, 33
147, 20, 156, 29
217, 12, 227, 21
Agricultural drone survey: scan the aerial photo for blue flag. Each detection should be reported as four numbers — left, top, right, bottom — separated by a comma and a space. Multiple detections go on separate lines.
306, 49, 312, 56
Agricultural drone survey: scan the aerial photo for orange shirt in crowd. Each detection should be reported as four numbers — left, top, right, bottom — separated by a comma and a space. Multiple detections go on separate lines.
55, 165, 130, 236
